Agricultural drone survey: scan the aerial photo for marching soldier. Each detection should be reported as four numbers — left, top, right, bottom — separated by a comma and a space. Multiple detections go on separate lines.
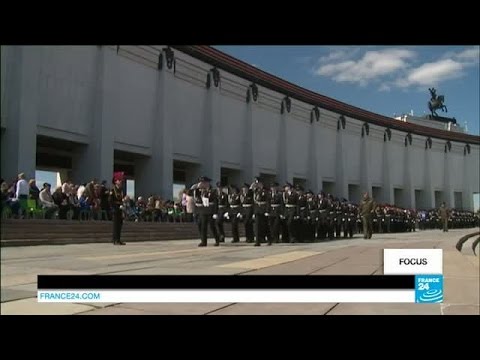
215, 181, 228, 243
252, 178, 269, 246
193, 176, 220, 247
317, 192, 328, 240
296, 185, 307, 242
345, 203, 356, 238
374, 205, 384, 233
359, 192, 376, 239
326, 194, 336, 240
109, 172, 125, 245
226, 185, 241, 243
241, 183, 255, 243
334, 198, 343, 238
306, 190, 318, 242
283, 182, 298, 243
438, 202, 449, 232
268, 182, 283, 244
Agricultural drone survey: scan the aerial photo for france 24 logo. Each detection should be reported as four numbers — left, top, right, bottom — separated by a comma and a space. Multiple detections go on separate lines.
415, 275, 443, 303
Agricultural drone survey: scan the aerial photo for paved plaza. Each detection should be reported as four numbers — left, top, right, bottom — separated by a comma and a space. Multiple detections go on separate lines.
1, 229, 478, 315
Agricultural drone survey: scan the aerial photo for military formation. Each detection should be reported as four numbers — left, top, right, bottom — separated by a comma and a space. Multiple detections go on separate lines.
189, 176, 480, 247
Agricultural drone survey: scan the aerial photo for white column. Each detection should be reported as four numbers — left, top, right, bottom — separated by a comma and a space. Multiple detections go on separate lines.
135, 49, 174, 199
462, 150, 473, 211
1, 46, 38, 181
72, 46, 114, 185
403, 142, 415, 208
201, 69, 221, 183
276, 102, 288, 185
307, 120, 320, 192
381, 137, 394, 204
423, 145, 435, 209
360, 131, 372, 198
335, 127, 348, 200
444, 148, 454, 208
242, 88, 255, 183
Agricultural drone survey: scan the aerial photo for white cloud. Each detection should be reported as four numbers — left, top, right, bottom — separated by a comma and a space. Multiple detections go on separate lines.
396, 59, 464, 87
453, 46, 479, 64
315, 48, 415, 85
378, 83, 391, 92
313, 46, 478, 91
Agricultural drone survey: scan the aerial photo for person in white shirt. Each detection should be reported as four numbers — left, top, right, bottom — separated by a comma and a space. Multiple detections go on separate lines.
77, 183, 86, 199
39, 183, 58, 219
15, 173, 29, 217
62, 179, 73, 195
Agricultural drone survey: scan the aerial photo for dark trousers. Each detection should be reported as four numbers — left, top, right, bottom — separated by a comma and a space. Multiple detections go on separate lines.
254, 213, 267, 244
112, 208, 123, 243
215, 212, 225, 241
243, 208, 254, 242
230, 213, 240, 242
362, 215, 373, 239
286, 208, 297, 243
442, 218, 448, 232
269, 215, 281, 243
199, 214, 219, 245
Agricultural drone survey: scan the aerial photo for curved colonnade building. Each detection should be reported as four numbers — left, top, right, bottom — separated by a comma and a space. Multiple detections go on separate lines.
1, 45, 479, 210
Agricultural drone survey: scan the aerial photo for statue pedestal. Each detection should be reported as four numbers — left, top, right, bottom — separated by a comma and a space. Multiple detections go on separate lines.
425, 115, 457, 124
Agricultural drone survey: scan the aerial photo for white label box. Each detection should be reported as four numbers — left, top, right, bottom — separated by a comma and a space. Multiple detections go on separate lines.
384, 249, 443, 275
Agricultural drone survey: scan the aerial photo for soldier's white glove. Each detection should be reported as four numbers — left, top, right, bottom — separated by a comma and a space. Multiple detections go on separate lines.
224, 212, 229, 220
280, 215, 285, 220
294, 216, 299, 220
237, 213, 242, 219
265, 213, 269, 217
119, 205, 124, 210
307, 216, 311, 220
213, 214, 218, 220
252, 214, 256, 219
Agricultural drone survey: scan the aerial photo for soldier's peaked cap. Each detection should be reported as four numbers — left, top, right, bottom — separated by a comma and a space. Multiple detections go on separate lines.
296, 184, 304, 191
306, 189, 314, 195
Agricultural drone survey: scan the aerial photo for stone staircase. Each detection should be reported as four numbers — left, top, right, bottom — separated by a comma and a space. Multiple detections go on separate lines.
0, 219, 245, 247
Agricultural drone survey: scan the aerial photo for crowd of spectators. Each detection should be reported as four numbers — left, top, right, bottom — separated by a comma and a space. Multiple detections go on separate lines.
0, 174, 194, 222
1, 173, 479, 231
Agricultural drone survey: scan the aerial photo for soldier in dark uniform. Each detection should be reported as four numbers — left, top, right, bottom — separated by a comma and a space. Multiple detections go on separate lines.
226, 185, 241, 243
193, 176, 220, 247
252, 178, 269, 246
268, 182, 283, 244
374, 205, 383, 233
345, 203, 356, 238
215, 181, 228, 243
241, 183, 255, 243
283, 182, 298, 243
109, 173, 125, 245
326, 194, 336, 240
339, 199, 349, 238
296, 185, 308, 242
317, 192, 328, 240
305, 190, 318, 242
333, 198, 343, 238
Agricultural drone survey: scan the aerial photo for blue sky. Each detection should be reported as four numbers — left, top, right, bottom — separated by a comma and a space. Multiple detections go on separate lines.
215, 46, 480, 135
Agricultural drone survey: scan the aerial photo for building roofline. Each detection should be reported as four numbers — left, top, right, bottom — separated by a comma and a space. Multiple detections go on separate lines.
171, 45, 480, 145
